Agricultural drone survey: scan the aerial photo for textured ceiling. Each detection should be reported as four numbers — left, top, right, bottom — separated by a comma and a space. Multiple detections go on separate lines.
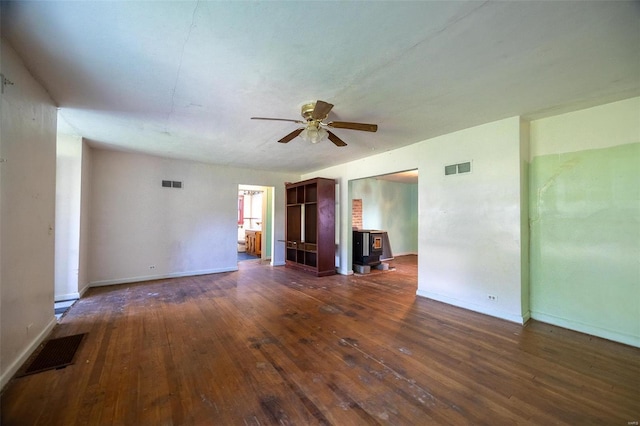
2, 1, 639, 174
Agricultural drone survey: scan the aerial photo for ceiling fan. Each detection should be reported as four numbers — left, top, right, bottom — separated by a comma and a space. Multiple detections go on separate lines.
251, 100, 378, 147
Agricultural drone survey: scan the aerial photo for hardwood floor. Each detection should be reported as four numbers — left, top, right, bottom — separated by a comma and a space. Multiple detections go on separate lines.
2, 256, 638, 425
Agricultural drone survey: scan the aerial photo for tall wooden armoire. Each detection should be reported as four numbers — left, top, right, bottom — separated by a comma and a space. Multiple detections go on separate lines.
285, 178, 335, 276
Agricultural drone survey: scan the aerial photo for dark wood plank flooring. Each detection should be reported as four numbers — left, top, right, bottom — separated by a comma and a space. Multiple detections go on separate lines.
2, 256, 638, 425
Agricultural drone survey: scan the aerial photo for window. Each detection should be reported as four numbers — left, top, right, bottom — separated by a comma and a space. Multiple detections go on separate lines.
238, 195, 244, 225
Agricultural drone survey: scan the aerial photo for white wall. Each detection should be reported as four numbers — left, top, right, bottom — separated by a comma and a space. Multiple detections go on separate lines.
304, 117, 529, 323
530, 97, 639, 159
1, 39, 58, 388
418, 117, 527, 323
55, 132, 83, 301
88, 149, 298, 286
78, 139, 93, 296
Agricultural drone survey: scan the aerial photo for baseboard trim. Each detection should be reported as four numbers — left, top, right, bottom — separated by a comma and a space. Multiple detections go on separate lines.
416, 289, 528, 325
337, 268, 354, 276
1, 316, 57, 391
78, 284, 90, 298
54, 292, 80, 302
531, 310, 639, 348
89, 267, 239, 287
55, 284, 90, 302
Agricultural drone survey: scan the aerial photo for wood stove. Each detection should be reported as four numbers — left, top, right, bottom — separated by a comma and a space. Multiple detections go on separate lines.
353, 230, 384, 267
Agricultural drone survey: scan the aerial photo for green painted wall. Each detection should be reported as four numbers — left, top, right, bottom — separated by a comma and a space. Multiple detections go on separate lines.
265, 187, 273, 259
530, 143, 640, 346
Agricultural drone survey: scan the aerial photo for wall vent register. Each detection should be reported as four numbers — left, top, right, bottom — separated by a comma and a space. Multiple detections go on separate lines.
445, 161, 472, 176
162, 180, 183, 188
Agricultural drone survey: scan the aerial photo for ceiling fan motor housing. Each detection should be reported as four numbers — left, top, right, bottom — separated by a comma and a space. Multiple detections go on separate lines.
301, 102, 323, 121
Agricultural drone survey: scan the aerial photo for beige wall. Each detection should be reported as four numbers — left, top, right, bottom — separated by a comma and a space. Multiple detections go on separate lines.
1, 39, 58, 388
87, 149, 298, 286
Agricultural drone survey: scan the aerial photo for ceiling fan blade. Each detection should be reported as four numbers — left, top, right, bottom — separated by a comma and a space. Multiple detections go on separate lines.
278, 128, 304, 143
251, 117, 304, 124
327, 130, 347, 147
327, 121, 378, 132
312, 100, 334, 120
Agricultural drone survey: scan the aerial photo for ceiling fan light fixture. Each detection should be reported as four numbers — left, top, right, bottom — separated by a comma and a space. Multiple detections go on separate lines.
300, 124, 328, 144
252, 99, 377, 147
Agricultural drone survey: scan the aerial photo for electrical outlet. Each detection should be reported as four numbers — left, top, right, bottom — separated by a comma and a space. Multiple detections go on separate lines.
149, 265, 156, 270
487, 294, 498, 302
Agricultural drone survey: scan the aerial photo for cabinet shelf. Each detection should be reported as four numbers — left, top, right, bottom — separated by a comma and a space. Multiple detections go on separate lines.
284, 178, 335, 276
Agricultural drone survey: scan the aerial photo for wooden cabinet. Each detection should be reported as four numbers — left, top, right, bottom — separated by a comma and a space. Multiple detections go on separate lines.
245, 230, 261, 256
285, 178, 335, 276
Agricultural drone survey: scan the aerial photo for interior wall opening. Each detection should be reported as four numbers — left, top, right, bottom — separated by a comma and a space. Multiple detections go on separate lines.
237, 184, 274, 264
348, 169, 418, 283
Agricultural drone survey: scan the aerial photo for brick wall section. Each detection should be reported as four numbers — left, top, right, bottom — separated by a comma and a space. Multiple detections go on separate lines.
352, 199, 363, 229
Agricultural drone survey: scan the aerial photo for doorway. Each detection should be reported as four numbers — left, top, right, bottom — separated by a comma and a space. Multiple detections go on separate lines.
237, 185, 274, 263
348, 169, 418, 275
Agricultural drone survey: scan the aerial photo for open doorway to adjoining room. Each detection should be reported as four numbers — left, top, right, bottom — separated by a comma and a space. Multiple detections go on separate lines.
348, 169, 418, 282
237, 184, 274, 263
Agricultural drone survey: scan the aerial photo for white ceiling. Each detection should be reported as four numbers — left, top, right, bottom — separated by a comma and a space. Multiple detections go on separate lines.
2, 1, 638, 174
